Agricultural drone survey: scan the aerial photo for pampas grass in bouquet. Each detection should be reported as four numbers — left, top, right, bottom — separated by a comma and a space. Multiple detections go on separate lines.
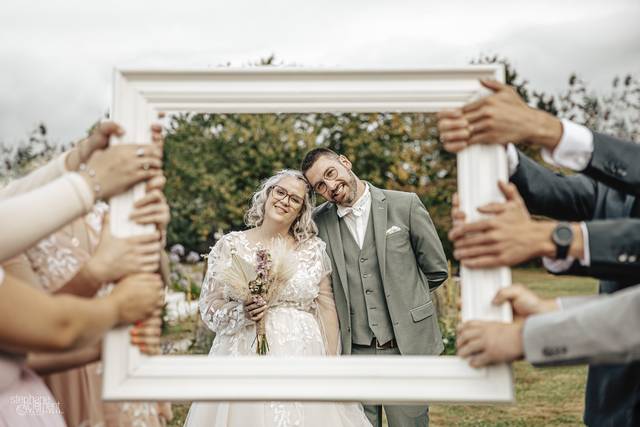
220, 238, 297, 355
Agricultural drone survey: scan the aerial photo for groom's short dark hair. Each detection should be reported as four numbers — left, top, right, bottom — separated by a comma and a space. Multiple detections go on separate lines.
301, 148, 339, 174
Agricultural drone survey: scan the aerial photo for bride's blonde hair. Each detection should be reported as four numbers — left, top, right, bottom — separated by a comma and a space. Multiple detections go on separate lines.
244, 170, 317, 243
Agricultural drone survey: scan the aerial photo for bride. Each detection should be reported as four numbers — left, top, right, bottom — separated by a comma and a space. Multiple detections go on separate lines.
184, 169, 371, 427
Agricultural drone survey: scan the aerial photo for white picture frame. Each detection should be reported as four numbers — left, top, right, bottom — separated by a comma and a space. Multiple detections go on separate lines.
104, 66, 514, 403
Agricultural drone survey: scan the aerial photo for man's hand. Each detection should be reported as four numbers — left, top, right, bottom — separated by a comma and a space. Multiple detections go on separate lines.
437, 79, 562, 153
449, 181, 555, 268
493, 284, 559, 322
457, 320, 524, 368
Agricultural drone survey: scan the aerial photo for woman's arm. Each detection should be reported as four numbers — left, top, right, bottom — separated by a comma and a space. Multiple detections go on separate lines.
199, 237, 252, 335
0, 272, 163, 353
315, 275, 340, 356
26, 342, 101, 375
0, 152, 70, 200
0, 173, 94, 263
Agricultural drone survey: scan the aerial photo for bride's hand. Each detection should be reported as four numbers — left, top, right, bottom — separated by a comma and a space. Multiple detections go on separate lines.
243, 296, 267, 321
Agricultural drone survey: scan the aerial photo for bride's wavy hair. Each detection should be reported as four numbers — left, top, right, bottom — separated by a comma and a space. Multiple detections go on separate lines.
244, 169, 318, 243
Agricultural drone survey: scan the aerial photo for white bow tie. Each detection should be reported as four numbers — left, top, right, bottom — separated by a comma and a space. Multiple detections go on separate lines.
338, 204, 365, 218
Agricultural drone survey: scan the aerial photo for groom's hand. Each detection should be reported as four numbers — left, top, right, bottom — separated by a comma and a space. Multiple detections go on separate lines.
449, 181, 553, 268
457, 320, 524, 367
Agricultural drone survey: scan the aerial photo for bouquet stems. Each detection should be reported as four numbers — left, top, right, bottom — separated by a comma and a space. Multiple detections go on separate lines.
255, 318, 269, 355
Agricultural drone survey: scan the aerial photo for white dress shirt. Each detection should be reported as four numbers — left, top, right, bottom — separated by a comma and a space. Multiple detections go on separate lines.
336, 183, 371, 249
505, 119, 595, 270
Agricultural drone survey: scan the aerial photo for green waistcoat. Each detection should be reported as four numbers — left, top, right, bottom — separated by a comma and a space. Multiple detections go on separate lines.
339, 212, 394, 345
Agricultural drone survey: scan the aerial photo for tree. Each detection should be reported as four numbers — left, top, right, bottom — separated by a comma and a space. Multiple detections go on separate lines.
163, 57, 639, 260
0, 123, 66, 183
163, 111, 454, 254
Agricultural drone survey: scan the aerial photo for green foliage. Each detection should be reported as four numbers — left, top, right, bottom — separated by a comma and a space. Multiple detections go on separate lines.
440, 321, 457, 356
0, 123, 67, 182
163, 60, 639, 259
164, 112, 457, 255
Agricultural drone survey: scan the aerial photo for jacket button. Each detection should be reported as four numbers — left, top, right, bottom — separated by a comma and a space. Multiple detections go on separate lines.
619, 253, 629, 263
360, 258, 366, 263
363, 273, 370, 278
629, 255, 637, 263
365, 289, 373, 295
543, 346, 566, 356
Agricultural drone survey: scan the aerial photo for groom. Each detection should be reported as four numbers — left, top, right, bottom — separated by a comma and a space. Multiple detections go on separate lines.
302, 148, 448, 427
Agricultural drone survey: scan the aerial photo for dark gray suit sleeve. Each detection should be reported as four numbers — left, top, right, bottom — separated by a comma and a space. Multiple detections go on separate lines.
555, 218, 640, 281
511, 150, 598, 221
409, 193, 448, 290
583, 132, 640, 196
523, 284, 640, 367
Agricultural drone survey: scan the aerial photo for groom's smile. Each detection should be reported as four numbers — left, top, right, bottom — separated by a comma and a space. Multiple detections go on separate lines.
331, 182, 346, 202
304, 154, 362, 207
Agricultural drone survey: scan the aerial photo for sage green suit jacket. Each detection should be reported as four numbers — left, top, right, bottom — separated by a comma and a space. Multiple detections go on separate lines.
314, 184, 448, 355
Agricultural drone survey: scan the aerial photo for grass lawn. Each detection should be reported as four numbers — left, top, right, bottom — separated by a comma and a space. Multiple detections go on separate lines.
430, 269, 598, 427
167, 269, 598, 427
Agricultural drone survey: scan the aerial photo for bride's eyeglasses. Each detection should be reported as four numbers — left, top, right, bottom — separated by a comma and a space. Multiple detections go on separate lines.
272, 185, 304, 208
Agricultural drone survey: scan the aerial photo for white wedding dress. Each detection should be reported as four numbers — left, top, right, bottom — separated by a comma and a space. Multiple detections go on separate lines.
184, 231, 372, 427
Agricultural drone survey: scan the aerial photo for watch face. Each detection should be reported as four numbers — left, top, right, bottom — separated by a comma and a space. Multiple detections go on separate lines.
554, 225, 573, 245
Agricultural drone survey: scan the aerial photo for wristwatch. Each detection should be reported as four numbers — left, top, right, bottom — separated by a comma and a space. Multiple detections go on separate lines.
552, 222, 573, 260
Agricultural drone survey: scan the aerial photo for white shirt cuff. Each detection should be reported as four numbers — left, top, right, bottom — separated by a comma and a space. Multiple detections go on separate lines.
580, 222, 590, 267
542, 256, 575, 273
540, 119, 594, 171
506, 143, 519, 177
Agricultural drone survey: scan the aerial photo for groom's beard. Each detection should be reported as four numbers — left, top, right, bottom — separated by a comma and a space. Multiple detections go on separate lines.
333, 171, 359, 207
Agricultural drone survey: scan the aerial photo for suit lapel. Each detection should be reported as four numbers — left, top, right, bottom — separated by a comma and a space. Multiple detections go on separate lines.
323, 205, 349, 303
370, 185, 387, 280
623, 195, 636, 217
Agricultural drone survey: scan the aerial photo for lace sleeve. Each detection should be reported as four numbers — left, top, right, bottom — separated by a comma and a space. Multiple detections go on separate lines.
199, 235, 251, 335
311, 239, 341, 356
321, 250, 332, 278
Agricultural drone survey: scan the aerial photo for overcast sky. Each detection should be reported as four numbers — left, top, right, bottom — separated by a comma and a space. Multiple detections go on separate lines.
1, 0, 639, 148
